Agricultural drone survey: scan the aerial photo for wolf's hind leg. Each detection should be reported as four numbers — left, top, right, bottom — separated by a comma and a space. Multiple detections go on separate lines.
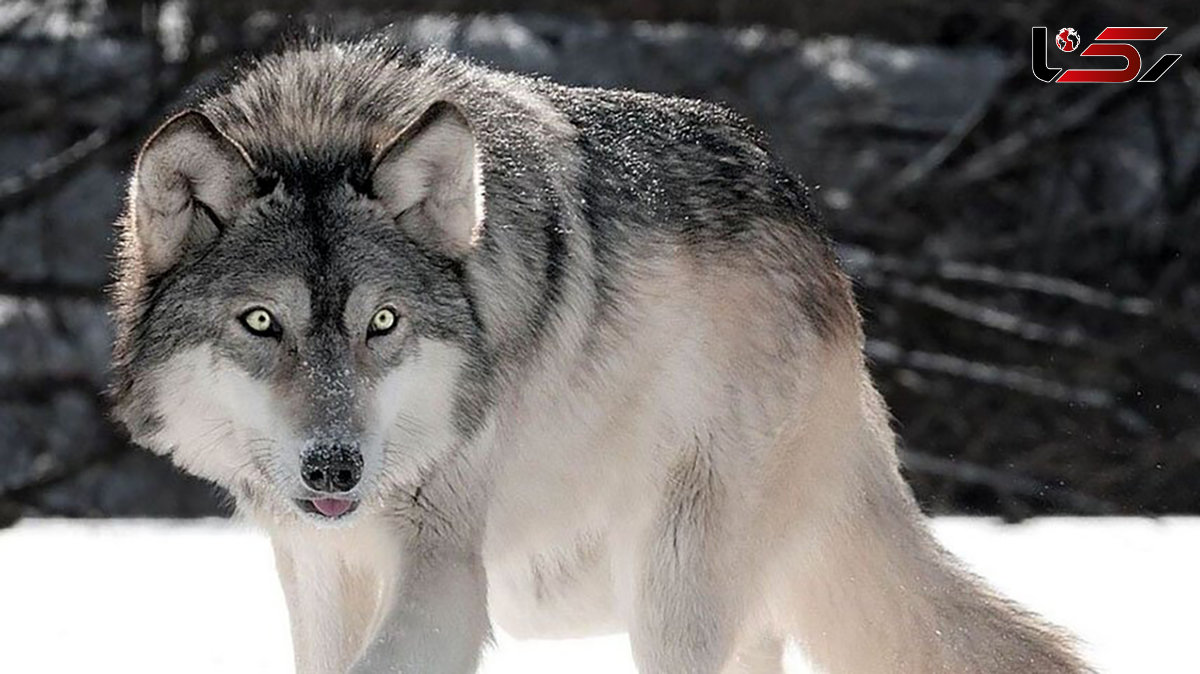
629, 446, 747, 674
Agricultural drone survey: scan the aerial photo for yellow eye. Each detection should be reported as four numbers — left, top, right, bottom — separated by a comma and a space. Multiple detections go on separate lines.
241, 308, 278, 336
369, 307, 397, 336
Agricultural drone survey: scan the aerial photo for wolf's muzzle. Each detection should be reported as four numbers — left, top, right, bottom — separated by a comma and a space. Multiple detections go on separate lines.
301, 443, 363, 494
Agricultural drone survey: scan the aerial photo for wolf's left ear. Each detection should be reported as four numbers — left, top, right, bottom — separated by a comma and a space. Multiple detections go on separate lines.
370, 102, 483, 257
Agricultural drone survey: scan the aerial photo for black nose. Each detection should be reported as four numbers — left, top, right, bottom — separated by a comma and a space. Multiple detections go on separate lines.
301, 443, 362, 494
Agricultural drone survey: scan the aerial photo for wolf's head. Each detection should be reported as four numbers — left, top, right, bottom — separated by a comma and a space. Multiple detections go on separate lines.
111, 102, 485, 523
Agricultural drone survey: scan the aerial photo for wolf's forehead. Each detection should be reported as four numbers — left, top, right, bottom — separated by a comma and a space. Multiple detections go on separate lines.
231, 200, 386, 281
210, 188, 410, 317
237, 275, 310, 308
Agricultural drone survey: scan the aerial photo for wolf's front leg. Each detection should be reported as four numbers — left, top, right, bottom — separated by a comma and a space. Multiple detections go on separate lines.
271, 533, 386, 674
349, 549, 489, 674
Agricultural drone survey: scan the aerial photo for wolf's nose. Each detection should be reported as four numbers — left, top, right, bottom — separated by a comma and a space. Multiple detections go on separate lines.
301, 443, 362, 494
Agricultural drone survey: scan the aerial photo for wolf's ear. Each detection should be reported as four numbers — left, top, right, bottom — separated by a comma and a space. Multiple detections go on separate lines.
370, 102, 483, 257
132, 110, 256, 274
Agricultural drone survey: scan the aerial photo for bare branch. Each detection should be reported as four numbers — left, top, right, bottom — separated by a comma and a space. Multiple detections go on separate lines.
862, 275, 1098, 349
0, 127, 114, 213
884, 62, 1018, 197
865, 339, 1153, 434
0, 278, 106, 300
840, 244, 1156, 316
899, 447, 1121, 515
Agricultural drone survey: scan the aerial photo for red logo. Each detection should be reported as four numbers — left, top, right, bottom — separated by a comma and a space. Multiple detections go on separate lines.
1056, 27, 1080, 52
1032, 26, 1181, 83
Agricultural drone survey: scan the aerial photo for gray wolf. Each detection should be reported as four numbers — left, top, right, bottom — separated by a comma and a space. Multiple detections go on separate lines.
111, 39, 1091, 673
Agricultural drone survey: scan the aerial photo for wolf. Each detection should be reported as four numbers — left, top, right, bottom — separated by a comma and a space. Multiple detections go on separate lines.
111, 39, 1090, 673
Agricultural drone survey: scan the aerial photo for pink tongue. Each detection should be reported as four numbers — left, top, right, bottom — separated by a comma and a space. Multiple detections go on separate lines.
311, 498, 352, 518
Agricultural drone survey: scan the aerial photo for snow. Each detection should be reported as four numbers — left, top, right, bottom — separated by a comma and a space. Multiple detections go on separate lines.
1, 518, 1196, 673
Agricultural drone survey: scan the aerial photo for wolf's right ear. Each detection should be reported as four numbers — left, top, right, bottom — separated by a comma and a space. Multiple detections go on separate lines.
131, 110, 256, 274
370, 102, 483, 257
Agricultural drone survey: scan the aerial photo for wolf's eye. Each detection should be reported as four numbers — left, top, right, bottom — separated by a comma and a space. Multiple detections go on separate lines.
241, 308, 279, 337
368, 307, 398, 337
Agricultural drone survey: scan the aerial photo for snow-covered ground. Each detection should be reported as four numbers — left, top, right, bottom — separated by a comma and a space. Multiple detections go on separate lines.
1, 518, 1195, 673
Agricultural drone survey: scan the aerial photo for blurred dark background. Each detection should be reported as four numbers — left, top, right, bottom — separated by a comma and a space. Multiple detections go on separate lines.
1, 0, 1198, 524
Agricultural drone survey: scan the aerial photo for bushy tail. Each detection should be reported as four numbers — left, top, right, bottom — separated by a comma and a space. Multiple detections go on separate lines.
771, 376, 1092, 673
